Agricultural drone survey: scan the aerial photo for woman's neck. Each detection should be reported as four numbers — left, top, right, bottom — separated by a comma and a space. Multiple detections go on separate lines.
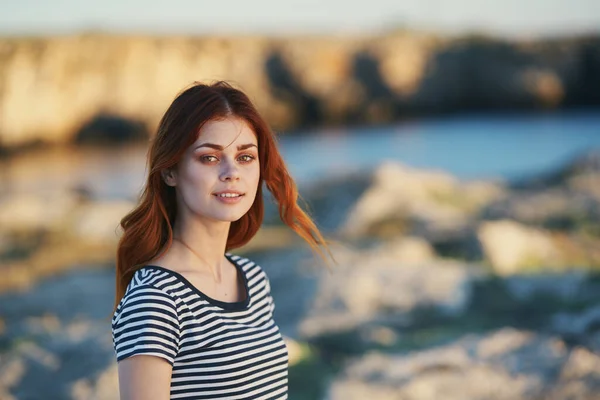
171, 219, 231, 281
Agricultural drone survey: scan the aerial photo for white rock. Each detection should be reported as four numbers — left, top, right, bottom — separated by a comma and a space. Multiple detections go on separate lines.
299, 245, 478, 337
370, 236, 436, 265
0, 358, 25, 400
283, 336, 311, 366
328, 328, 579, 400
71, 363, 119, 400
477, 220, 560, 275
341, 162, 504, 238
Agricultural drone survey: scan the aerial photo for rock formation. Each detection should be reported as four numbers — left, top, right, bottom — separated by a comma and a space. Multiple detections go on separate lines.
1, 32, 599, 151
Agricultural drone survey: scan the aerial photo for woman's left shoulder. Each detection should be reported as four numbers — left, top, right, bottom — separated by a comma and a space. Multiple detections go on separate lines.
226, 253, 270, 280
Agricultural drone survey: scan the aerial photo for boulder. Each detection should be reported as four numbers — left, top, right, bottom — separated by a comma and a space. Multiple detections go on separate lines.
370, 236, 437, 265
299, 243, 479, 338
477, 219, 596, 274
341, 161, 505, 239
328, 328, 600, 400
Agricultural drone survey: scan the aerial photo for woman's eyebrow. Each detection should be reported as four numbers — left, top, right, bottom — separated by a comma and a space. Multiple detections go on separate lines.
194, 143, 258, 151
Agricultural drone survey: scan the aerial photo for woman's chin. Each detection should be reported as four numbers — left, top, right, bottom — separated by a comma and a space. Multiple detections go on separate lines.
212, 210, 250, 223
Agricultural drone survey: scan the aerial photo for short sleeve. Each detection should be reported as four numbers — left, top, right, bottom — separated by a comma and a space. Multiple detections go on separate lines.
112, 285, 181, 365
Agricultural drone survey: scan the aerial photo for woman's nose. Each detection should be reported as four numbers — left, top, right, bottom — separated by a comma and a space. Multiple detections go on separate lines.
219, 159, 240, 182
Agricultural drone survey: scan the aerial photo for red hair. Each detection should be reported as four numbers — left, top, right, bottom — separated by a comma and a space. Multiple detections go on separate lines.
114, 81, 331, 312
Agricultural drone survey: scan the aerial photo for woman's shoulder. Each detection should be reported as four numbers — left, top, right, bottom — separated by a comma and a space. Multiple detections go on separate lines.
111, 269, 182, 365
127, 266, 181, 295
112, 267, 181, 318
227, 253, 275, 297
227, 252, 270, 280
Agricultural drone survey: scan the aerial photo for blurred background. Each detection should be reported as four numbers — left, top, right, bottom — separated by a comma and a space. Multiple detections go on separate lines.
1, 0, 600, 399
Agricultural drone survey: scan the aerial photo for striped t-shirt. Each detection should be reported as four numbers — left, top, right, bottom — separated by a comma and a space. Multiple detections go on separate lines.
111, 253, 289, 399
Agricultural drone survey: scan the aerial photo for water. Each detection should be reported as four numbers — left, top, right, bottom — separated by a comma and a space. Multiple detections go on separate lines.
279, 109, 600, 185
2, 110, 599, 200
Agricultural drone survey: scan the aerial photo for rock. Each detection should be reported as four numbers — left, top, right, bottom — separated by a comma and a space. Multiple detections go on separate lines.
359, 326, 399, 347
341, 161, 505, 239
568, 173, 600, 201
327, 328, 600, 400
15, 341, 60, 370
547, 347, 600, 400
0, 192, 134, 246
299, 170, 373, 233
71, 363, 119, 400
461, 180, 507, 210
283, 337, 313, 367
493, 148, 600, 233
341, 162, 460, 238
276, 37, 363, 124
0, 35, 278, 149
475, 328, 534, 359
299, 243, 479, 337
481, 187, 600, 232
0, 197, 133, 294
513, 149, 600, 190
562, 149, 600, 202
25, 313, 61, 334
74, 114, 148, 145
0, 266, 128, 399
0, 358, 25, 400
2, 33, 599, 151
370, 236, 437, 265
369, 33, 439, 97
476, 219, 594, 274
1, 319, 117, 399
483, 188, 572, 224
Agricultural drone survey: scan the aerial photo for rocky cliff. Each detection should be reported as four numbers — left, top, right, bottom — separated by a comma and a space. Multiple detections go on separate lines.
1, 32, 599, 151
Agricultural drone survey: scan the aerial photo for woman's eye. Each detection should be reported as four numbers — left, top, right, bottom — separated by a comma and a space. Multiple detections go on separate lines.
200, 155, 218, 163
238, 154, 256, 163
199, 154, 255, 164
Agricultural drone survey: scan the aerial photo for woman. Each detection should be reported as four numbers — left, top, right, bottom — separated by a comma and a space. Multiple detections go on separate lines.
111, 81, 331, 399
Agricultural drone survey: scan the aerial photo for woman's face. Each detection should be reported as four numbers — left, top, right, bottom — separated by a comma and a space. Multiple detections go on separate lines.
165, 116, 260, 224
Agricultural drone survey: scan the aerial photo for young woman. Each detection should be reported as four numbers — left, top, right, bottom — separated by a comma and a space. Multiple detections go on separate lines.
111, 81, 330, 399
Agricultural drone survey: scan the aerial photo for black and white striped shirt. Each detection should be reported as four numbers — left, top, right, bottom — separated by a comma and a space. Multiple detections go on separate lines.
112, 253, 289, 399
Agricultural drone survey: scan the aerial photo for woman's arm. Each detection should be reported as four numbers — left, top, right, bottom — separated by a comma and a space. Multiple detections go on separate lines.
117, 355, 173, 400
112, 283, 181, 399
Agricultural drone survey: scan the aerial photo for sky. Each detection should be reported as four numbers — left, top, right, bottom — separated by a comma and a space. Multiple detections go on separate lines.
0, 0, 599, 38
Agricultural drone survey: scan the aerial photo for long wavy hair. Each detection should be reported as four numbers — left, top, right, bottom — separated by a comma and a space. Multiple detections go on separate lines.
114, 81, 331, 312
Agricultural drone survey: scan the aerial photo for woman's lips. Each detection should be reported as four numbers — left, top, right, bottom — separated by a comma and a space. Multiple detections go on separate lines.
213, 190, 244, 195
213, 192, 245, 204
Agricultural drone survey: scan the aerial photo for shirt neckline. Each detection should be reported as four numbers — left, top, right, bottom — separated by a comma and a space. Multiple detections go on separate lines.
143, 253, 251, 311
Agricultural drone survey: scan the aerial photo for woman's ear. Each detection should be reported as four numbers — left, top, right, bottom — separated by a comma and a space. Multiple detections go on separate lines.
161, 169, 177, 187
